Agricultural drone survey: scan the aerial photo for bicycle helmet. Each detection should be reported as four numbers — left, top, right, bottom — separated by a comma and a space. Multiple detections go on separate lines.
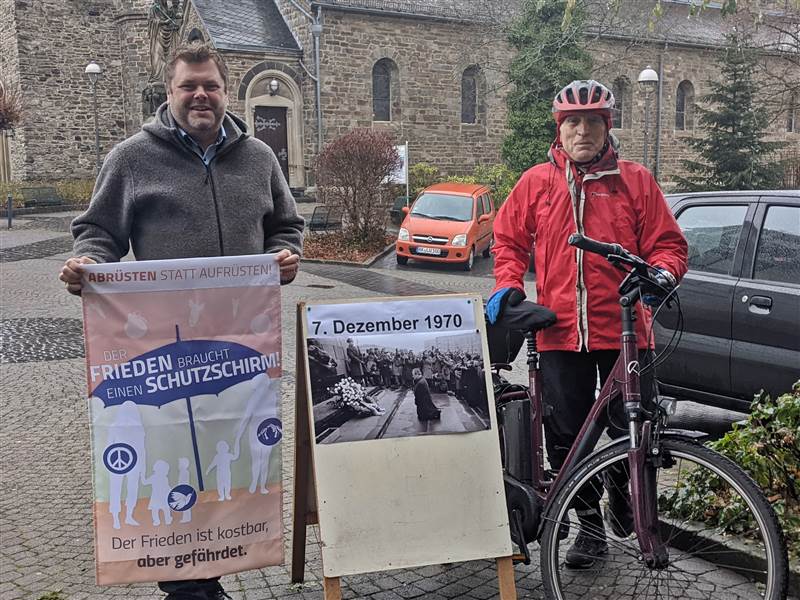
553, 80, 615, 114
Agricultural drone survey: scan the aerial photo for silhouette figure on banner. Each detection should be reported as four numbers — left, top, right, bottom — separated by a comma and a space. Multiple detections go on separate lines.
106, 400, 146, 530
234, 373, 281, 495
143, 459, 173, 527
177, 457, 193, 523
205, 440, 239, 501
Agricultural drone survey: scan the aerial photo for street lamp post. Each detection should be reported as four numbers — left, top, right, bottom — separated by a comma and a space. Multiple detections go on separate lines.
85, 61, 103, 175
638, 66, 658, 170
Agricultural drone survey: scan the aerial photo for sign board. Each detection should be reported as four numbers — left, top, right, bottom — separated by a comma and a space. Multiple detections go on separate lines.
387, 142, 408, 185
81, 255, 284, 584
298, 294, 511, 577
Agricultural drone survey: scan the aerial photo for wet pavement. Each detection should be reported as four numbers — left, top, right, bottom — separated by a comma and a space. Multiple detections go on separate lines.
1, 211, 794, 600
1, 211, 539, 600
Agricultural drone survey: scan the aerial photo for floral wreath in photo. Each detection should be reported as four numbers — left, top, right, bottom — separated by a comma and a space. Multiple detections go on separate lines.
328, 377, 385, 417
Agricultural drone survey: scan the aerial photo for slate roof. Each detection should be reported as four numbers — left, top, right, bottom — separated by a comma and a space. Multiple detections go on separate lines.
313, 0, 516, 22
588, 0, 798, 50
191, 0, 301, 54
314, 0, 797, 49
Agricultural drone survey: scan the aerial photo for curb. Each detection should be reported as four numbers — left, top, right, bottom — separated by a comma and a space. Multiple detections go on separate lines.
301, 242, 396, 269
663, 518, 799, 594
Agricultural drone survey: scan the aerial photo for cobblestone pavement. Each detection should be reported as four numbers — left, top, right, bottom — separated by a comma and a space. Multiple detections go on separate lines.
1, 212, 795, 600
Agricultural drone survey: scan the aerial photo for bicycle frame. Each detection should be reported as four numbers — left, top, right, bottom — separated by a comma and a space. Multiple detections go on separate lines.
519, 286, 669, 567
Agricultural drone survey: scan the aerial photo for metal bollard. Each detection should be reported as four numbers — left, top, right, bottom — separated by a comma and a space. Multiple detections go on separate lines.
6, 193, 11, 229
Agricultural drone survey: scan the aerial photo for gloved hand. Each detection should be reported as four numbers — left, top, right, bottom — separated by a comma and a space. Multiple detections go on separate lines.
642, 267, 677, 307
485, 287, 526, 324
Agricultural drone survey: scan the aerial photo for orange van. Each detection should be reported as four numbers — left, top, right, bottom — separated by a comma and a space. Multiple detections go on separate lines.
395, 182, 496, 271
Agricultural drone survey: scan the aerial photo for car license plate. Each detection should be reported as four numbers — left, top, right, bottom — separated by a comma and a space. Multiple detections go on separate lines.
416, 246, 441, 256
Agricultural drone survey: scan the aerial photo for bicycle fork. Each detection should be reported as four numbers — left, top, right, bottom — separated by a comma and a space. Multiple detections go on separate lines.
621, 295, 669, 569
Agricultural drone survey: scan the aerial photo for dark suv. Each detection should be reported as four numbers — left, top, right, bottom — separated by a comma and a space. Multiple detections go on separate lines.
654, 191, 800, 413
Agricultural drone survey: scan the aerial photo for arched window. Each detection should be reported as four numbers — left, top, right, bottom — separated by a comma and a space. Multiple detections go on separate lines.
611, 77, 628, 129
187, 28, 205, 43
372, 59, 394, 121
461, 66, 479, 124
675, 80, 695, 131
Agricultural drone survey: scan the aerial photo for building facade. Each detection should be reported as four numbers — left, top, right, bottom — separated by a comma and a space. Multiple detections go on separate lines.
1, 0, 797, 190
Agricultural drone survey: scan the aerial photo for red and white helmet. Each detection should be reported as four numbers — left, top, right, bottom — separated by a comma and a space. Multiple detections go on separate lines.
552, 80, 615, 114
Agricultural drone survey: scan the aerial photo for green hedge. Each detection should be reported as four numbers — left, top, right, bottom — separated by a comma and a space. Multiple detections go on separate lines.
409, 162, 520, 209
661, 382, 800, 560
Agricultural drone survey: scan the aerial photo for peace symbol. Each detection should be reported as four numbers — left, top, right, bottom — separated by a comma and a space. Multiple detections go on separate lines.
103, 443, 137, 475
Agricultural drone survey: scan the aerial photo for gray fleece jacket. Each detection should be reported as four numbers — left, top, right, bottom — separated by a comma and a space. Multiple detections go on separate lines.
71, 104, 304, 263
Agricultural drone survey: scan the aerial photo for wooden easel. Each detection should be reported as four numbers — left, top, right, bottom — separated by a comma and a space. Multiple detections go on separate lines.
290, 301, 518, 600
291, 303, 318, 583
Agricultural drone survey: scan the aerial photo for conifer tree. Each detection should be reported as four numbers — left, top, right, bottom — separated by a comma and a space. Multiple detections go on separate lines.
501, 0, 592, 172
675, 32, 784, 191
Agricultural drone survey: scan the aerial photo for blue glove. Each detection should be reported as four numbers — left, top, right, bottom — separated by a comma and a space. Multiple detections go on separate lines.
486, 287, 526, 324
642, 267, 677, 307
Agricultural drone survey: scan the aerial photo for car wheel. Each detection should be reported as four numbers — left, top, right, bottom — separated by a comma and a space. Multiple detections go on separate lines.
396, 254, 408, 266
482, 237, 492, 258
463, 247, 475, 271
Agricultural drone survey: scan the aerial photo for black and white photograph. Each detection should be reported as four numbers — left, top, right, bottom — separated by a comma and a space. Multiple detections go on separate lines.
307, 331, 491, 444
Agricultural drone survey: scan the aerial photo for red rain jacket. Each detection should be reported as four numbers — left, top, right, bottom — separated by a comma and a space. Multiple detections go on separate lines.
492, 144, 688, 352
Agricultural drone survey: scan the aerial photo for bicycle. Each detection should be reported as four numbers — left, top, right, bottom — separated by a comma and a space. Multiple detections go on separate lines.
488, 232, 790, 599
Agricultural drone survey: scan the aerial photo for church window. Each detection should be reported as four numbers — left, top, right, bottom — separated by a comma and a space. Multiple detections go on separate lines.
461, 66, 479, 124
611, 77, 628, 129
187, 28, 205, 43
372, 59, 393, 121
675, 80, 695, 131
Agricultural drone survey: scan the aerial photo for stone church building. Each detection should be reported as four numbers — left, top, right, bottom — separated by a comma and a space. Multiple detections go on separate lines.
1, 0, 797, 191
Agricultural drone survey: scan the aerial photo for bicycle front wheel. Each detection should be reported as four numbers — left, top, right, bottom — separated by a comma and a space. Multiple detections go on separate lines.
540, 437, 789, 600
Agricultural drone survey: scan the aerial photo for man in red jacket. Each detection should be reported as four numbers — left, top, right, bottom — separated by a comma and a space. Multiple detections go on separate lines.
487, 80, 688, 568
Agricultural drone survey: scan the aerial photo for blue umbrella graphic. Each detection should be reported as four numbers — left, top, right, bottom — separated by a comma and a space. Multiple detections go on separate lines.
92, 325, 265, 491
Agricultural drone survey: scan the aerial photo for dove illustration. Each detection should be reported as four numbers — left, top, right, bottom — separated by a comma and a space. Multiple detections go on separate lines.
169, 490, 195, 511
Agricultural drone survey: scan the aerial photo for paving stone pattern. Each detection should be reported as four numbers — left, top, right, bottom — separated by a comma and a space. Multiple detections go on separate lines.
0, 235, 74, 263
0, 318, 85, 363
2, 212, 793, 600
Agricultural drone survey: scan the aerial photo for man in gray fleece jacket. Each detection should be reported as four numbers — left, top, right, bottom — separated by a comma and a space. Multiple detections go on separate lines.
60, 43, 303, 600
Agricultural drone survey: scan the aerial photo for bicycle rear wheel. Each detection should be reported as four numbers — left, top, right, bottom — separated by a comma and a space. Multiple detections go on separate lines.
540, 437, 789, 600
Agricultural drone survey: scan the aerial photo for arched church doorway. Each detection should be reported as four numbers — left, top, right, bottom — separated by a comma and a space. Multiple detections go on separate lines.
245, 71, 305, 189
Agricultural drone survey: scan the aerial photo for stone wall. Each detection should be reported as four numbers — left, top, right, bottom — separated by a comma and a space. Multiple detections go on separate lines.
10, 0, 132, 180
316, 8, 511, 177
4, 0, 797, 188
1, 0, 24, 179
115, 0, 151, 137
275, 0, 324, 181
590, 38, 800, 190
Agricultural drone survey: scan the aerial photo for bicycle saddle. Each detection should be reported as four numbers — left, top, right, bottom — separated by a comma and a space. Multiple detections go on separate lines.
498, 300, 557, 332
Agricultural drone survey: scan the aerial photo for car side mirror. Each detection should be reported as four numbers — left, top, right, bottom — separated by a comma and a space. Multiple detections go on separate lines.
478, 214, 490, 224
402, 206, 410, 214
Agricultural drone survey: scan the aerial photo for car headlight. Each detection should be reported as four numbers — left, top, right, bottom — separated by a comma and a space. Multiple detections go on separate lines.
398, 228, 410, 241
452, 234, 467, 247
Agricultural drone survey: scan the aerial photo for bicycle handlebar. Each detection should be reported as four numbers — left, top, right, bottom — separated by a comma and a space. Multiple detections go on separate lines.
567, 233, 624, 258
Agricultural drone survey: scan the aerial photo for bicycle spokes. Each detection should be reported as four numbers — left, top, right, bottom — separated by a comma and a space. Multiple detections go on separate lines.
540, 438, 787, 600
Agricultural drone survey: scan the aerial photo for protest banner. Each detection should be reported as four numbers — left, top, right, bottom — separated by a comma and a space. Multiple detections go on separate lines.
81, 255, 283, 584
292, 295, 514, 597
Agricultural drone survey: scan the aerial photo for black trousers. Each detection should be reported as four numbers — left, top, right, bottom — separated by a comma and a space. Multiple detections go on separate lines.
540, 349, 657, 516
158, 577, 222, 598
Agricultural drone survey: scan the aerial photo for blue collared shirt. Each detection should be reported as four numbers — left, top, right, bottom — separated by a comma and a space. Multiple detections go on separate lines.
178, 127, 227, 165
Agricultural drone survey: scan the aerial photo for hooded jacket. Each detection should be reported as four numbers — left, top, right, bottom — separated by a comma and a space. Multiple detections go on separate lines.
72, 104, 304, 263
492, 142, 688, 352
